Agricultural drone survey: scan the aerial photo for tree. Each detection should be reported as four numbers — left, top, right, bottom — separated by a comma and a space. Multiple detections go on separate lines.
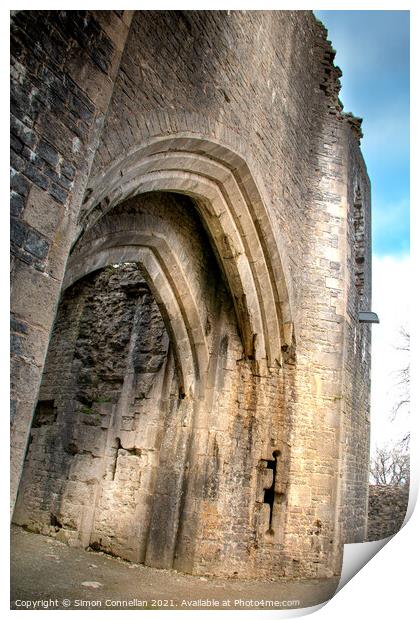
391, 326, 410, 449
370, 443, 409, 486
370, 326, 410, 485
392, 327, 410, 419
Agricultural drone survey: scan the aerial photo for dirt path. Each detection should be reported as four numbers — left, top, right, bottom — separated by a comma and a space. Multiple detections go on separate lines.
11, 526, 339, 610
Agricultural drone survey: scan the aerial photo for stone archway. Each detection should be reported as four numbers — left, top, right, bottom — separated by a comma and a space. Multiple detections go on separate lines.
14, 193, 251, 572
79, 134, 295, 367
64, 209, 211, 398
14, 142, 295, 579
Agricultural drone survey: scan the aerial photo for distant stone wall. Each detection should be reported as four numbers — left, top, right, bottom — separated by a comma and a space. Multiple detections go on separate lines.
366, 485, 409, 541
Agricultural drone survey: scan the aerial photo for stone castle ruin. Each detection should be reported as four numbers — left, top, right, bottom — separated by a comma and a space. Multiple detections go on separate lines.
11, 11, 372, 580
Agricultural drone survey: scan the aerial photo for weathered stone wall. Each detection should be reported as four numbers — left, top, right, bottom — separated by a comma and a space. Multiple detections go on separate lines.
11, 10, 372, 580
339, 134, 372, 543
366, 485, 409, 541
14, 262, 175, 558
10, 9, 134, 511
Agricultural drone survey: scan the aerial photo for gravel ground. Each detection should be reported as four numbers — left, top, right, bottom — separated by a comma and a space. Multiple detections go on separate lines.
11, 525, 339, 611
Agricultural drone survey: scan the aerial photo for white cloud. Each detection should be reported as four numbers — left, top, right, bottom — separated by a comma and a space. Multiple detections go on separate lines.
370, 254, 410, 453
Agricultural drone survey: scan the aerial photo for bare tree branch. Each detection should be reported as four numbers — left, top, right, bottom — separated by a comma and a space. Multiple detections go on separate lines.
370, 443, 410, 486
391, 326, 410, 421
371, 327, 410, 486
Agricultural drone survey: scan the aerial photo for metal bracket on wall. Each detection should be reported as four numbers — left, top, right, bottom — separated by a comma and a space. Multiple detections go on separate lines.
358, 311, 380, 324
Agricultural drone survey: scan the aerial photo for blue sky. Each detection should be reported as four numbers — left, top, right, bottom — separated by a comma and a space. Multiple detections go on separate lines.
314, 10, 410, 258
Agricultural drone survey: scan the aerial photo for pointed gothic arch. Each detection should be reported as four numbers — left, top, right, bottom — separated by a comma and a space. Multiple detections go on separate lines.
64, 211, 210, 397
78, 135, 294, 368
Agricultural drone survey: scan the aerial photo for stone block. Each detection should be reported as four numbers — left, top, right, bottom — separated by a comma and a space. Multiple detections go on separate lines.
289, 485, 312, 508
